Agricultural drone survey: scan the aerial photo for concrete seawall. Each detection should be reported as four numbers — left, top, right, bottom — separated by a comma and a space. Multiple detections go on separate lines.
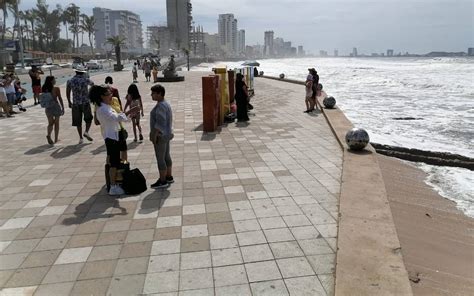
261, 75, 413, 295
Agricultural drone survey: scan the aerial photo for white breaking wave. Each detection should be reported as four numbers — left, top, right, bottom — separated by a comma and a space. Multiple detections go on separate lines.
193, 57, 474, 218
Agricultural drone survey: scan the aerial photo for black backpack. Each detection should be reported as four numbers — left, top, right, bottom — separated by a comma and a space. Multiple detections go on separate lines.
122, 168, 147, 195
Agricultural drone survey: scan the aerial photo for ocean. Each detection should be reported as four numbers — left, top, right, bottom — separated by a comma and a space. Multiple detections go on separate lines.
193, 57, 474, 218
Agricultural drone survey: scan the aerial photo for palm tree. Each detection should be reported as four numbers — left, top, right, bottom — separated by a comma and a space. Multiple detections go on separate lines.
66, 4, 81, 52
24, 9, 36, 50
106, 35, 126, 71
80, 14, 96, 55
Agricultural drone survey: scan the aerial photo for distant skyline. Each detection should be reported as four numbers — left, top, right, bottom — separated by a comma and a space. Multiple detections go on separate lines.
12, 0, 474, 55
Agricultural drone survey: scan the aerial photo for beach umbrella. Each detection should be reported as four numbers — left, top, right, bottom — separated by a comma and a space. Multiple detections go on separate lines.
242, 60, 260, 67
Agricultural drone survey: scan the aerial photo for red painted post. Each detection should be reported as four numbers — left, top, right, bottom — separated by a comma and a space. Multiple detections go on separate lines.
202, 75, 219, 132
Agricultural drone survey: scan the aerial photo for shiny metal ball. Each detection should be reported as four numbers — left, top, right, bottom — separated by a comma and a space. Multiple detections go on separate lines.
345, 128, 370, 150
279, 73, 285, 79
323, 96, 336, 108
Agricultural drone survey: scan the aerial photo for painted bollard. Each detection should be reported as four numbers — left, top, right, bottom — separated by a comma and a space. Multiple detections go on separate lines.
323, 96, 336, 109
345, 128, 370, 150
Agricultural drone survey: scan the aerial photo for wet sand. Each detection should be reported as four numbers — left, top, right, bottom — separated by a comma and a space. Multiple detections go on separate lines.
377, 155, 474, 295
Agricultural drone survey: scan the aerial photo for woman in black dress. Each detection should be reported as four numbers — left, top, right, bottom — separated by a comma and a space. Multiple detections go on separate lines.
235, 73, 249, 122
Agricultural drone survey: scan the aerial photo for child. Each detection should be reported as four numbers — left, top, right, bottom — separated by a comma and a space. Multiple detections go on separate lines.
124, 84, 144, 142
14, 77, 27, 112
304, 72, 314, 113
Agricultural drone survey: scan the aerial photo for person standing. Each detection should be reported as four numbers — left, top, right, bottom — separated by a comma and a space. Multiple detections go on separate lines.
132, 63, 138, 83
105, 76, 120, 100
304, 70, 314, 113
66, 67, 94, 144
311, 68, 320, 109
42, 76, 65, 144
143, 61, 152, 82
90, 85, 137, 196
124, 84, 144, 142
149, 84, 174, 188
29, 65, 44, 105
152, 65, 158, 83
0, 76, 12, 117
235, 73, 249, 122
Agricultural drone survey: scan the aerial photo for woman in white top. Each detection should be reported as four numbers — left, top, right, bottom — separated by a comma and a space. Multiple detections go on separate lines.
89, 85, 138, 196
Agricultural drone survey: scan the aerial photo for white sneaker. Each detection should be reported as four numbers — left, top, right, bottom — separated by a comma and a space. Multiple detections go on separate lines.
78, 138, 84, 144
109, 185, 125, 196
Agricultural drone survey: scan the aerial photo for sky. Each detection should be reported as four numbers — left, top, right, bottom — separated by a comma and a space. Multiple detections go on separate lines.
12, 0, 474, 55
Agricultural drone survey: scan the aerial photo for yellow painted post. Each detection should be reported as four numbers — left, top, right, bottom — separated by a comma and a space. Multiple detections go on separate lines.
214, 67, 229, 124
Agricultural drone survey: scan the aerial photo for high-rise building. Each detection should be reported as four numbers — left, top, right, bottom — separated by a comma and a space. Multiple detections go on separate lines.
334, 49, 338, 57
469, 48, 474, 56
387, 49, 394, 56
147, 25, 172, 55
298, 46, 305, 56
93, 7, 143, 53
352, 47, 358, 57
166, 0, 193, 50
218, 14, 238, 54
264, 31, 274, 56
237, 29, 245, 54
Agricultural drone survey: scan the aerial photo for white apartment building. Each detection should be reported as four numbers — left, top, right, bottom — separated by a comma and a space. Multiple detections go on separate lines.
93, 7, 143, 53
218, 14, 238, 54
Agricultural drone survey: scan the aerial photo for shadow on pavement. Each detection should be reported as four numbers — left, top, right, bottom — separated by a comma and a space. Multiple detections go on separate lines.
347, 148, 373, 155
90, 144, 106, 155
127, 141, 143, 150
61, 187, 127, 225
50, 143, 91, 159
24, 144, 56, 155
138, 189, 170, 215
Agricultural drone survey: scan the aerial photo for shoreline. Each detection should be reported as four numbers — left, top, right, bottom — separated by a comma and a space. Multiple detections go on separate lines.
377, 155, 474, 295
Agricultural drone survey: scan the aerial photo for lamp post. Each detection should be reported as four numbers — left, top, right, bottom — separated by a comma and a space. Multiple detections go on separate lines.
15, 1, 25, 67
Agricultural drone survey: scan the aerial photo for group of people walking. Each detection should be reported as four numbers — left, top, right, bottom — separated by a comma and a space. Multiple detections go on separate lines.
22, 65, 173, 196
133, 58, 159, 83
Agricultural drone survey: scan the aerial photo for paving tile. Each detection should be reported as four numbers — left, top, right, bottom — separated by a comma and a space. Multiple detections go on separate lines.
151, 239, 181, 255
0, 253, 29, 270
70, 277, 111, 296
234, 219, 261, 232
107, 274, 145, 295
180, 251, 212, 270
179, 288, 214, 296
179, 268, 213, 290
298, 238, 334, 256
250, 279, 289, 296
213, 264, 248, 287
88, 244, 122, 261
125, 229, 154, 243
215, 284, 251, 296
277, 257, 315, 278
245, 261, 281, 282
241, 244, 274, 262
318, 274, 335, 295
155, 226, 182, 240
208, 222, 235, 236
119, 241, 152, 258
0, 217, 34, 230
54, 247, 92, 264
148, 254, 180, 273
230, 209, 256, 221
23, 199, 52, 208
143, 271, 179, 294
130, 218, 157, 230
206, 211, 232, 223
4, 266, 49, 288
210, 234, 238, 249
102, 220, 132, 232
0, 286, 38, 296
1, 238, 40, 254
65, 233, 99, 248
78, 259, 117, 280
270, 241, 304, 259
42, 263, 84, 284
156, 216, 182, 228
315, 223, 338, 238
307, 254, 336, 274
38, 206, 67, 216
33, 282, 75, 296
0, 270, 14, 287
290, 225, 321, 240
21, 250, 60, 268
182, 224, 208, 238
114, 256, 149, 276
258, 217, 286, 229
95, 231, 127, 246
282, 214, 312, 227
211, 247, 243, 267
181, 236, 210, 253
182, 213, 207, 226
284, 275, 327, 295
263, 228, 295, 243
236, 230, 267, 246
182, 204, 205, 215
33, 236, 70, 252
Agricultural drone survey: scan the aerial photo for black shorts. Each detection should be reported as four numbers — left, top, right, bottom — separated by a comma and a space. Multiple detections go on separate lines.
72, 103, 93, 126
118, 129, 128, 152
105, 138, 121, 168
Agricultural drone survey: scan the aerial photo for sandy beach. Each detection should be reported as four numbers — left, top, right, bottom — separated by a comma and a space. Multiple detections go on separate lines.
377, 155, 474, 295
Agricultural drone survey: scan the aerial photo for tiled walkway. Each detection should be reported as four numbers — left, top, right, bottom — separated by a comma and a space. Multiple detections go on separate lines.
0, 70, 342, 295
